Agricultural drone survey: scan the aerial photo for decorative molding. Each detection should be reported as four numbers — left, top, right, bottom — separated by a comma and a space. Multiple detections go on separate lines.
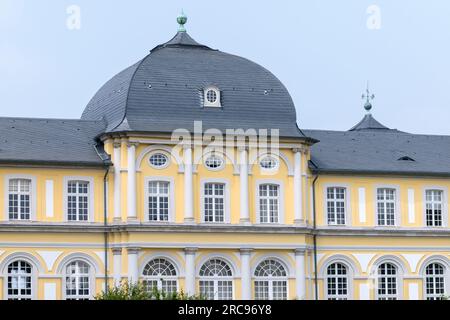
36, 251, 63, 271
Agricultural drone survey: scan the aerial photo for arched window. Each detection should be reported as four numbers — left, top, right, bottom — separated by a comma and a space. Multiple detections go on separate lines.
377, 263, 398, 300
326, 263, 348, 300
7, 260, 32, 300
425, 263, 446, 300
199, 258, 233, 300
65, 261, 91, 300
254, 259, 288, 300
142, 258, 178, 294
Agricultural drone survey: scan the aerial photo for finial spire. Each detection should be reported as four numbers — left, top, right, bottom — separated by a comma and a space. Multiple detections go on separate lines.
177, 10, 187, 32
361, 81, 375, 112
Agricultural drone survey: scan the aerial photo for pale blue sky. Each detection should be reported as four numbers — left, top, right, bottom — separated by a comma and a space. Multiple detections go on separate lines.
1, 1, 449, 134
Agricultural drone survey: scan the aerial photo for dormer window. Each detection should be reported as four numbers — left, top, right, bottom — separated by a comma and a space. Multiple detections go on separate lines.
204, 86, 221, 107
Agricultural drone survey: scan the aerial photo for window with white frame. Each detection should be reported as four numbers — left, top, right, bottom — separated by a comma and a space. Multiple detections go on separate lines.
259, 184, 280, 223
254, 259, 288, 300
8, 178, 32, 220
67, 180, 89, 221
377, 188, 396, 226
326, 263, 349, 300
425, 190, 443, 227
7, 260, 32, 300
142, 258, 178, 294
149, 153, 169, 169
199, 259, 233, 300
203, 86, 221, 107
148, 181, 170, 221
326, 187, 346, 225
65, 261, 91, 300
425, 263, 446, 300
377, 263, 398, 300
204, 155, 224, 170
204, 183, 225, 223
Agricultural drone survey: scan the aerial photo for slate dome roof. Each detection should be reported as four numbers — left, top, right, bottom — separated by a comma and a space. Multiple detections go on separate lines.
81, 28, 308, 139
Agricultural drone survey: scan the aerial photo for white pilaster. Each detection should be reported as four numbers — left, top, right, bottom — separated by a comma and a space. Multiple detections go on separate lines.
127, 248, 139, 283
112, 248, 122, 285
295, 249, 306, 300
184, 247, 197, 296
127, 142, 138, 221
113, 142, 122, 221
293, 148, 304, 224
240, 248, 252, 300
239, 147, 250, 224
184, 145, 194, 223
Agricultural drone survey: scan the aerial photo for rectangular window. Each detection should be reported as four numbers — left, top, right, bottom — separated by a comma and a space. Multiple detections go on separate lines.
148, 181, 170, 221
204, 183, 225, 222
8, 179, 31, 220
425, 190, 443, 227
326, 187, 346, 225
377, 188, 396, 226
67, 181, 89, 221
259, 184, 280, 223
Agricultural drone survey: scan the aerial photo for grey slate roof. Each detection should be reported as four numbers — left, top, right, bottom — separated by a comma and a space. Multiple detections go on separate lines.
349, 113, 396, 131
304, 128, 450, 176
81, 31, 307, 139
0, 117, 108, 166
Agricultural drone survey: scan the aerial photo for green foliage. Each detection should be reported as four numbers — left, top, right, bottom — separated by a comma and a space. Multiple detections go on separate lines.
95, 280, 205, 300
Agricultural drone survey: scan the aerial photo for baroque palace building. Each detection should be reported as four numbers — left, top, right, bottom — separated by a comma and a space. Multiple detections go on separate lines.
0, 14, 449, 300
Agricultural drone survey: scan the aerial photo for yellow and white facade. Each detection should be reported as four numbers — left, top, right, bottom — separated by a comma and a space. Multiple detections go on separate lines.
1, 17, 449, 301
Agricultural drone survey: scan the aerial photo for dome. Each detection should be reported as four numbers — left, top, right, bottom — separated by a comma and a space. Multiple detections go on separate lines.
81, 29, 307, 139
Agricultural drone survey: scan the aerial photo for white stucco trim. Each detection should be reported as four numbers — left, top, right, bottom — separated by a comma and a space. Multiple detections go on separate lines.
248, 151, 294, 176
196, 253, 240, 278
422, 186, 448, 227
143, 176, 175, 223
4, 174, 37, 221
255, 179, 285, 224
62, 176, 95, 222
193, 149, 239, 174
417, 254, 450, 299
251, 254, 294, 278
36, 251, 63, 271
200, 178, 231, 224
318, 254, 357, 300
407, 188, 415, 224
136, 145, 184, 172
370, 255, 407, 300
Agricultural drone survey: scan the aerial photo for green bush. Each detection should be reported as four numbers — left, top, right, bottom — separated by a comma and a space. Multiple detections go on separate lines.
95, 280, 205, 300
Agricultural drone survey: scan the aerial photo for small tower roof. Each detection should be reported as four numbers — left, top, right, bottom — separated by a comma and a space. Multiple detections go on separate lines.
349, 83, 395, 132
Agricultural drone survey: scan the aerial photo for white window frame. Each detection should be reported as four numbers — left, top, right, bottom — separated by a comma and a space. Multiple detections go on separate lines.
198, 258, 234, 300
325, 262, 349, 300
256, 180, 285, 224
322, 184, 351, 226
203, 85, 221, 108
4, 175, 37, 221
148, 151, 171, 170
200, 178, 230, 224
6, 260, 35, 300
423, 262, 447, 300
374, 185, 401, 227
63, 176, 94, 222
203, 154, 225, 172
253, 259, 289, 300
141, 258, 179, 294
144, 177, 175, 223
374, 261, 402, 300
64, 260, 93, 300
423, 187, 448, 228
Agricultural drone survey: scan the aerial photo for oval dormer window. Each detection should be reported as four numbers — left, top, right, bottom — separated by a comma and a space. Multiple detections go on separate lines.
260, 156, 278, 170
149, 153, 169, 169
204, 86, 221, 107
204, 155, 224, 170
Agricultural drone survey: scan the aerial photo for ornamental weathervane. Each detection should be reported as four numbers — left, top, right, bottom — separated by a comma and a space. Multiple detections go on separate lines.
362, 81, 375, 112
177, 10, 187, 32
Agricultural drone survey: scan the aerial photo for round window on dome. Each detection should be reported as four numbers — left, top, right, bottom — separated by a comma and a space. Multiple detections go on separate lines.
149, 153, 169, 169
260, 156, 278, 170
204, 155, 224, 170
204, 86, 221, 107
